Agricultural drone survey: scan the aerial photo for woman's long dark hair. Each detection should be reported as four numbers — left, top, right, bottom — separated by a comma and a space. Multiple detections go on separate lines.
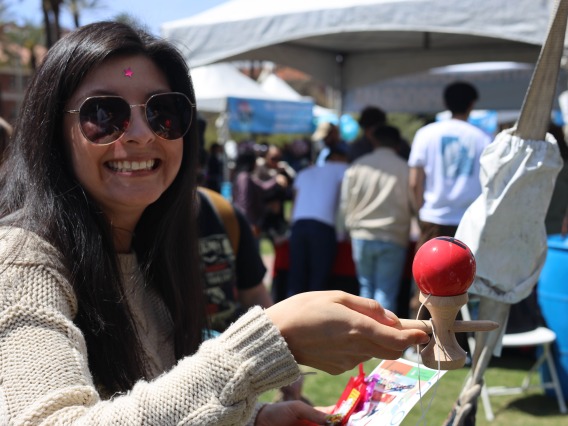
0, 21, 207, 392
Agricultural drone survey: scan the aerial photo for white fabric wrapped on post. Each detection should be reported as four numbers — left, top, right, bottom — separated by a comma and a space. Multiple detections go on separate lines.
455, 129, 563, 304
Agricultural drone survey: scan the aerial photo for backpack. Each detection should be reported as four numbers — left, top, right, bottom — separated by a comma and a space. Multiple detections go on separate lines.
198, 187, 240, 256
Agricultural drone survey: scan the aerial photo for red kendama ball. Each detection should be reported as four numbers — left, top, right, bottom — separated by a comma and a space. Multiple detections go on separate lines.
412, 237, 476, 297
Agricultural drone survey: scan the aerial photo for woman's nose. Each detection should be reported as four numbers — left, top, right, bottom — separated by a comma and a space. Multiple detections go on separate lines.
122, 106, 154, 145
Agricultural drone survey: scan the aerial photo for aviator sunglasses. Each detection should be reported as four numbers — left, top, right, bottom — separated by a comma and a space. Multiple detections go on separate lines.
65, 92, 194, 145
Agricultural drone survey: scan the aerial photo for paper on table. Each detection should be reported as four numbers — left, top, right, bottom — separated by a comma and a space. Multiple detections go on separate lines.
348, 358, 446, 426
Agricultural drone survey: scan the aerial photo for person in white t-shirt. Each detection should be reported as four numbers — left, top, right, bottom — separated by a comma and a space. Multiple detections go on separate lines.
408, 81, 491, 249
287, 147, 349, 297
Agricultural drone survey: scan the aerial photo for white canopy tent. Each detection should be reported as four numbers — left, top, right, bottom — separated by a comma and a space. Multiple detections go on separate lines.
162, 0, 561, 105
258, 73, 311, 102
190, 62, 282, 113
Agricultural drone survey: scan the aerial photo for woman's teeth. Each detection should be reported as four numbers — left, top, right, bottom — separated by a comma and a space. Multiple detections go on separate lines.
107, 159, 156, 172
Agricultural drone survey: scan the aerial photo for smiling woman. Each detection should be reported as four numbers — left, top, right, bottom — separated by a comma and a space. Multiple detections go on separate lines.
0, 20, 428, 426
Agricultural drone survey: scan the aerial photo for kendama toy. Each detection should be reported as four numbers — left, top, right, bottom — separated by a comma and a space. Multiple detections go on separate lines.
398, 237, 499, 370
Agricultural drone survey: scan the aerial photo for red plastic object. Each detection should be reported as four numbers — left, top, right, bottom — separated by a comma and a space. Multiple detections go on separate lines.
412, 237, 476, 297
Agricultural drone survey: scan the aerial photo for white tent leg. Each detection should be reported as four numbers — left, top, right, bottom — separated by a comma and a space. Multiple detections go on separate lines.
479, 382, 495, 421
444, 298, 510, 426
461, 301, 495, 421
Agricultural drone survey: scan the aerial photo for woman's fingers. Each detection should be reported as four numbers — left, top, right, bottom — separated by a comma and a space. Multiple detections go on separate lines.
327, 291, 399, 326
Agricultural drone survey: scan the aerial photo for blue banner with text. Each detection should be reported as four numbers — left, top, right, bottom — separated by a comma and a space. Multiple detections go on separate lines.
227, 97, 314, 134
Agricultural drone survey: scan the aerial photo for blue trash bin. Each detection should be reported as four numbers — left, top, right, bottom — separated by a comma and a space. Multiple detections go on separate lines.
537, 234, 568, 400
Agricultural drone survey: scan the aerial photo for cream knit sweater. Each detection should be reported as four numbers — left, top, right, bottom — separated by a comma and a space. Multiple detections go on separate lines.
0, 227, 300, 425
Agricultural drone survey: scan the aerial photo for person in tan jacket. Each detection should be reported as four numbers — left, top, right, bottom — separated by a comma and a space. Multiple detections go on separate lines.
341, 125, 414, 314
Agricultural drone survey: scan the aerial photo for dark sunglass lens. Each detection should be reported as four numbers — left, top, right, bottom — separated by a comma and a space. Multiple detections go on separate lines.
146, 93, 192, 140
79, 97, 130, 144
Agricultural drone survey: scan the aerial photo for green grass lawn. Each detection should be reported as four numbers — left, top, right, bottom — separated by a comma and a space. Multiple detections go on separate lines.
260, 349, 566, 425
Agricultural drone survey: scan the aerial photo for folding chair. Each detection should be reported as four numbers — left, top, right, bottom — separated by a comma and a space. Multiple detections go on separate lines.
461, 303, 567, 421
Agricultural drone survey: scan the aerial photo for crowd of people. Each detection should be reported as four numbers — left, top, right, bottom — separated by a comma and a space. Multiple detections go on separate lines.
199, 81, 492, 321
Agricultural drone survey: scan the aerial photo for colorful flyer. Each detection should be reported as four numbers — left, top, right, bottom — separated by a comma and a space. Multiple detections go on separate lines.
347, 358, 447, 426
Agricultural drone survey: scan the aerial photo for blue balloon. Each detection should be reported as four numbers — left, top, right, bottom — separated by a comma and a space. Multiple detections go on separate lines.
340, 114, 360, 142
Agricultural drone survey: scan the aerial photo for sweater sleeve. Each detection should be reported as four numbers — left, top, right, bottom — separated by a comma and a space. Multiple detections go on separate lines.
0, 228, 301, 425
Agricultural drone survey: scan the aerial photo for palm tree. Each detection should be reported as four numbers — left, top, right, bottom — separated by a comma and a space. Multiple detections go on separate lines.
65, 0, 104, 28
41, 0, 63, 48
38, 0, 107, 47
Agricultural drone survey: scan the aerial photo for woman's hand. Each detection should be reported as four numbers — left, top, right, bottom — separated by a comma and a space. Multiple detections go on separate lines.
266, 291, 430, 375
255, 401, 329, 426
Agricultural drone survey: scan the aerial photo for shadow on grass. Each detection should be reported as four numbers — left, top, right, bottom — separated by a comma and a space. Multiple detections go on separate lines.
501, 394, 563, 417
476, 349, 566, 425
488, 347, 538, 370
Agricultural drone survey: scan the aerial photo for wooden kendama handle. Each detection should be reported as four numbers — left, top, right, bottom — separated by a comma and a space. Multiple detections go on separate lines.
398, 318, 499, 334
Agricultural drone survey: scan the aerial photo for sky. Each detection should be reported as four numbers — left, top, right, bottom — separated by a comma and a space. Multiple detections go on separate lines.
12, 0, 229, 36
